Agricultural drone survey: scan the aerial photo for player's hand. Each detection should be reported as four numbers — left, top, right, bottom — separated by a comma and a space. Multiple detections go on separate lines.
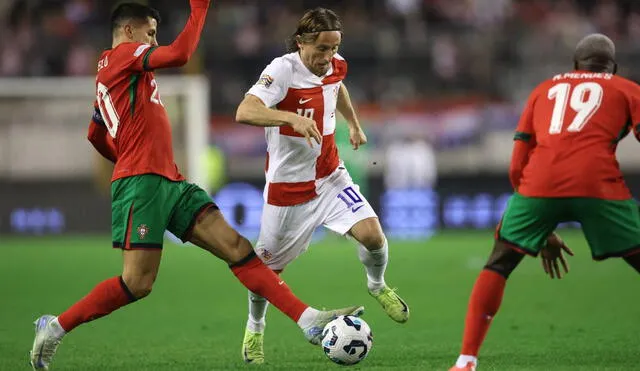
349, 125, 367, 150
540, 232, 574, 279
289, 115, 321, 147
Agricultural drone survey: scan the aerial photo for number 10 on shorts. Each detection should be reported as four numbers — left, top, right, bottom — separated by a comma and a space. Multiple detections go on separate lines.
338, 186, 364, 213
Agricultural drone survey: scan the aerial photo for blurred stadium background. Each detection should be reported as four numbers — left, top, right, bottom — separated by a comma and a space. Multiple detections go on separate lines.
3, 0, 640, 237
1, 1, 639, 370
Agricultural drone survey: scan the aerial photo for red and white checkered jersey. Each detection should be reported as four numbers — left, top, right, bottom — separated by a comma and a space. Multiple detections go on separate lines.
247, 52, 348, 206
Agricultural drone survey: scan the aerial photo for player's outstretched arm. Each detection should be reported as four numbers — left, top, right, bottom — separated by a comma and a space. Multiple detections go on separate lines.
142, 0, 211, 70
337, 83, 367, 150
236, 95, 321, 146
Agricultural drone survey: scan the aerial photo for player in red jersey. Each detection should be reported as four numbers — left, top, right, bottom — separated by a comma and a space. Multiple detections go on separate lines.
449, 34, 640, 371
29, 2, 363, 370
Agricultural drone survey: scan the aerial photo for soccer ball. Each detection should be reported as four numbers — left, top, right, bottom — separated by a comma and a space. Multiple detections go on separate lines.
321, 315, 373, 366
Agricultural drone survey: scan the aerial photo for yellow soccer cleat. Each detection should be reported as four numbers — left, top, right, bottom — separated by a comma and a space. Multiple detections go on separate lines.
242, 329, 264, 364
369, 286, 409, 323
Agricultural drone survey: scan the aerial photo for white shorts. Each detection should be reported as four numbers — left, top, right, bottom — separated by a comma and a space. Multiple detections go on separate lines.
255, 168, 378, 270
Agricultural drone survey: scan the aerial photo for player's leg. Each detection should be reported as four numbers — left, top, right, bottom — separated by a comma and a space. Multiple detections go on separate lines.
348, 217, 410, 323
451, 240, 524, 371
324, 175, 409, 323
241, 201, 318, 363
30, 250, 162, 371
30, 175, 170, 370
167, 183, 364, 345
451, 193, 561, 371
573, 198, 640, 271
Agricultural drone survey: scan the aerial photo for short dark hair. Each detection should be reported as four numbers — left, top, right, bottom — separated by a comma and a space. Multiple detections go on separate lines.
286, 8, 342, 52
573, 33, 616, 73
111, 2, 161, 34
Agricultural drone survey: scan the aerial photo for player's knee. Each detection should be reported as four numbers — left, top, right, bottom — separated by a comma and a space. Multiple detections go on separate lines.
351, 218, 386, 250
122, 274, 155, 299
224, 233, 254, 265
484, 241, 525, 279
358, 230, 386, 250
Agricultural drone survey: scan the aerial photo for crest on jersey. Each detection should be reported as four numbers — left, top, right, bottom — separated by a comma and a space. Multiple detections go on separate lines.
257, 248, 272, 261
256, 74, 274, 88
137, 224, 149, 240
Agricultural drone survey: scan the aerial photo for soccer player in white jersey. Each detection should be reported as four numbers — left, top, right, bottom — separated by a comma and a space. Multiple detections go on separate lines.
235, 7, 410, 364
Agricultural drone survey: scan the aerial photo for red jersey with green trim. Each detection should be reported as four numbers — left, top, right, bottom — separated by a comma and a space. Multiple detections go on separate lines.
514, 71, 640, 200
95, 42, 183, 182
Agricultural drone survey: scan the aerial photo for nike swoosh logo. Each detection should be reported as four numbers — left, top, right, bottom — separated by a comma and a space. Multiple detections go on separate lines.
352, 205, 364, 213
299, 98, 312, 104
278, 281, 285, 285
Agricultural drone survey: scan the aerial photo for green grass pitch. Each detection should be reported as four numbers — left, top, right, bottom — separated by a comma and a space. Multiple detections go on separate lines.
0, 230, 637, 370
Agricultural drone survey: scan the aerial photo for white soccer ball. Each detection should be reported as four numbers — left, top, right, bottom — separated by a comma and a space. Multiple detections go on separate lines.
321, 315, 373, 366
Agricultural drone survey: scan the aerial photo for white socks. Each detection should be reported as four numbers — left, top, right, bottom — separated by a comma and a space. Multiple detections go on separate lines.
246, 291, 269, 333
248, 291, 321, 332
455, 355, 478, 368
357, 239, 388, 292
296, 307, 321, 329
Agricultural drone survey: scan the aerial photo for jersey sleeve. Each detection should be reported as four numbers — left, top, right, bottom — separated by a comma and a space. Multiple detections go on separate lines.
88, 100, 117, 163
513, 88, 538, 143
111, 43, 157, 72
626, 84, 640, 141
509, 88, 539, 190
246, 58, 292, 107
91, 100, 106, 126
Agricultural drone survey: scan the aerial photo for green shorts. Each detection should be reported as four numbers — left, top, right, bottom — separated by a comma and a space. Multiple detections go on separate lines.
111, 174, 217, 249
498, 193, 640, 260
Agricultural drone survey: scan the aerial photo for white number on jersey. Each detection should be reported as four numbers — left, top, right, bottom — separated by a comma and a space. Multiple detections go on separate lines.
96, 82, 120, 138
296, 108, 315, 120
150, 79, 163, 106
547, 82, 603, 134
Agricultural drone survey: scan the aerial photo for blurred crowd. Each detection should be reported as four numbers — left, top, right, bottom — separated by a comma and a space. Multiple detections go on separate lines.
2, 0, 640, 113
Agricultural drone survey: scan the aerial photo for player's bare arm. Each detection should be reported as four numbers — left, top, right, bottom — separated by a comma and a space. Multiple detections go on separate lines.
337, 83, 367, 150
236, 94, 322, 147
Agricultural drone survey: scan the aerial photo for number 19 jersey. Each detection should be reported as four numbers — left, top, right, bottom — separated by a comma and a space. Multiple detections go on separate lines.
95, 42, 184, 182
515, 71, 640, 200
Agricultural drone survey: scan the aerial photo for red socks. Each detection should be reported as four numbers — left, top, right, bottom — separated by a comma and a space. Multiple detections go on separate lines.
58, 276, 136, 332
460, 269, 506, 356
231, 254, 308, 322
57, 256, 309, 333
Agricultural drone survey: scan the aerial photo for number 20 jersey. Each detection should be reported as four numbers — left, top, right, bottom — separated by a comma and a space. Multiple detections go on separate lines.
515, 71, 640, 200
95, 42, 183, 182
